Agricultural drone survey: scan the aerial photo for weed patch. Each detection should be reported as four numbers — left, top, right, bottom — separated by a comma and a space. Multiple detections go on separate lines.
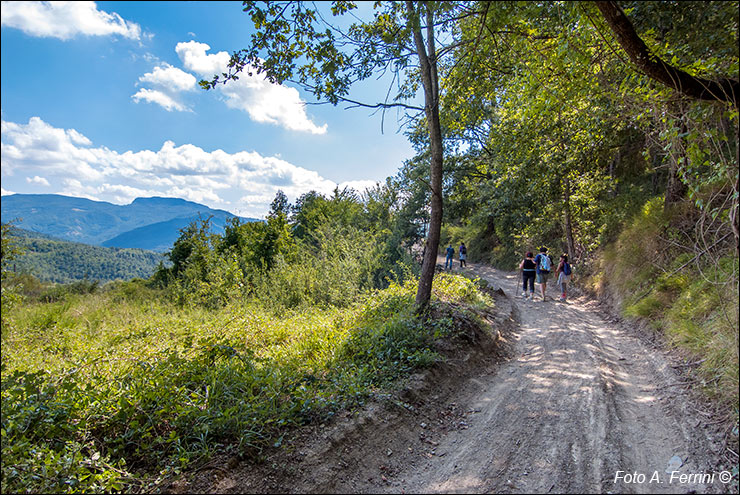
597, 197, 739, 413
1, 272, 493, 493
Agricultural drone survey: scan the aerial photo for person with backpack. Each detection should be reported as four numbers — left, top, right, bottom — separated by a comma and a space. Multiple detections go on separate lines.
459, 242, 467, 268
519, 251, 536, 300
556, 253, 573, 302
445, 243, 455, 270
534, 246, 552, 301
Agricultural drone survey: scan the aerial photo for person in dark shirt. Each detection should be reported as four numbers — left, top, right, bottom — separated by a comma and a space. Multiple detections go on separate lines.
519, 251, 536, 300
445, 244, 455, 270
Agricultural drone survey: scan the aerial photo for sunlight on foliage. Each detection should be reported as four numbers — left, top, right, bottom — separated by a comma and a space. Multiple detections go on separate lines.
599, 197, 738, 410
1, 271, 493, 493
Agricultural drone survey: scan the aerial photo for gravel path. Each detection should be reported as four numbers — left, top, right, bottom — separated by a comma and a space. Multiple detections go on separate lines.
174, 261, 729, 494
366, 262, 727, 494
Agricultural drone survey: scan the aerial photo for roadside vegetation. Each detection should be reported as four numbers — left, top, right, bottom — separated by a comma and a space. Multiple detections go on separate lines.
1, 271, 492, 493
2, 1, 738, 492
1, 187, 496, 493
590, 198, 739, 410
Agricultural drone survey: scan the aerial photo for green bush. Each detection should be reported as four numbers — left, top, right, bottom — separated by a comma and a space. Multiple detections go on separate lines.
40, 279, 100, 304
664, 256, 739, 399
2, 272, 494, 493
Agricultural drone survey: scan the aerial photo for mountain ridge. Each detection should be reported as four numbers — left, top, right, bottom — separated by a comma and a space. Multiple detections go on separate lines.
1, 193, 258, 251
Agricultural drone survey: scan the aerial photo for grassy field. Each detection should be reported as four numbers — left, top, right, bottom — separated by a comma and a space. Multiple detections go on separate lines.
1, 272, 494, 493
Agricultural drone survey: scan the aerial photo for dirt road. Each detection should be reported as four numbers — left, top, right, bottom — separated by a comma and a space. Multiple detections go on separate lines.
184, 261, 730, 494
358, 262, 727, 494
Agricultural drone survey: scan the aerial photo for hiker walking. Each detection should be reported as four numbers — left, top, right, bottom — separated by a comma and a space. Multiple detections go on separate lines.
534, 247, 552, 301
459, 242, 467, 268
519, 251, 536, 300
555, 253, 573, 302
445, 243, 455, 270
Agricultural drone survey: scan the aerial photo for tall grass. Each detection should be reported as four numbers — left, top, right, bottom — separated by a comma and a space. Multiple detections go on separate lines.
595, 197, 739, 410
1, 272, 493, 493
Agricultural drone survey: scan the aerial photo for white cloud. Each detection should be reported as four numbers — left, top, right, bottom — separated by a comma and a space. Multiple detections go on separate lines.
220, 78, 328, 134
27, 175, 50, 186
339, 180, 381, 194
0, 1, 141, 40
138, 64, 197, 92
132, 64, 198, 112
1, 117, 103, 180
1, 117, 344, 217
175, 41, 328, 134
67, 128, 92, 146
60, 178, 90, 198
176, 41, 230, 77
132, 88, 191, 112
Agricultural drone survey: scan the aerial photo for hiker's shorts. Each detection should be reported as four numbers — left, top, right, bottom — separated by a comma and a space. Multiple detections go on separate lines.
536, 272, 550, 284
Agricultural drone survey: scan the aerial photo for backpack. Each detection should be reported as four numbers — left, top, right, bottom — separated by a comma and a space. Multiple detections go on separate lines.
563, 261, 571, 276
461, 246, 467, 255
539, 253, 551, 272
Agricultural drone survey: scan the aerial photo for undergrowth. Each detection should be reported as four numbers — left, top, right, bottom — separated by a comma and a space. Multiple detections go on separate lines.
1, 272, 493, 493
594, 197, 739, 414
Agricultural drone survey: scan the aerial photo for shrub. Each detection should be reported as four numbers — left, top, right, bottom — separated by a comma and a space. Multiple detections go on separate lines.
2, 271, 495, 493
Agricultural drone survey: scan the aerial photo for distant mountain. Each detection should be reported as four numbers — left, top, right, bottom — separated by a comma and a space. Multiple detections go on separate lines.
1, 194, 258, 252
102, 214, 237, 252
7, 228, 167, 284
3, 227, 65, 242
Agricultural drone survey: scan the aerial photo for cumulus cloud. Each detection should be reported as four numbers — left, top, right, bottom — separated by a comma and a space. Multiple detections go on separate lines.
138, 64, 197, 92
176, 41, 230, 77
1, 116, 345, 217
132, 88, 192, 112
175, 41, 328, 134
1, 117, 104, 180
0, 1, 141, 40
131, 64, 198, 112
27, 175, 50, 186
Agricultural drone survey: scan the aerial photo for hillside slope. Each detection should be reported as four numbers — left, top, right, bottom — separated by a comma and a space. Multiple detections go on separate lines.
101, 214, 237, 252
8, 228, 166, 283
173, 262, 733, 494
1, 194, 256, 249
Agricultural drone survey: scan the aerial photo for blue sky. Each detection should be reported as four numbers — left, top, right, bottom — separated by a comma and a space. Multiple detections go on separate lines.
1, 1, 418, 218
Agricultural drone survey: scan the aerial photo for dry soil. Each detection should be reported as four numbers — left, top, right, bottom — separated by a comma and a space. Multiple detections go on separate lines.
169, 260, 733, 494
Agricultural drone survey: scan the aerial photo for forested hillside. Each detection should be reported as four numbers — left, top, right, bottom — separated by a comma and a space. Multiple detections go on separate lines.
6, 228, 165, 283
1, 2, 737, 493
1, 194, 256, 250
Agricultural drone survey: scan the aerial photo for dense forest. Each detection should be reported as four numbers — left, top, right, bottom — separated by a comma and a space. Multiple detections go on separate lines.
2, 1, 738, 493
5, 228, 166, 284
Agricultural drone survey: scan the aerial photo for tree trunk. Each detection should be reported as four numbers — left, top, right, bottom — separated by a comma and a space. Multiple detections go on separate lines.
733, 129, 740, 257
563, 174, 576, 261
407, 1, 443, 309
664, 155, 688, 208
665, 119, 689, 209
595, 1, 738, 107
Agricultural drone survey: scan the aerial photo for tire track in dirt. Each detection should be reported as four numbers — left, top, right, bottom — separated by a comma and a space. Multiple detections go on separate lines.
172, 261, 728, 494
370, 262, 725, 494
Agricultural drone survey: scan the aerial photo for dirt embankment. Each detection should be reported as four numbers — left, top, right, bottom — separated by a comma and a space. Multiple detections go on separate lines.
169, 262, 733, 494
